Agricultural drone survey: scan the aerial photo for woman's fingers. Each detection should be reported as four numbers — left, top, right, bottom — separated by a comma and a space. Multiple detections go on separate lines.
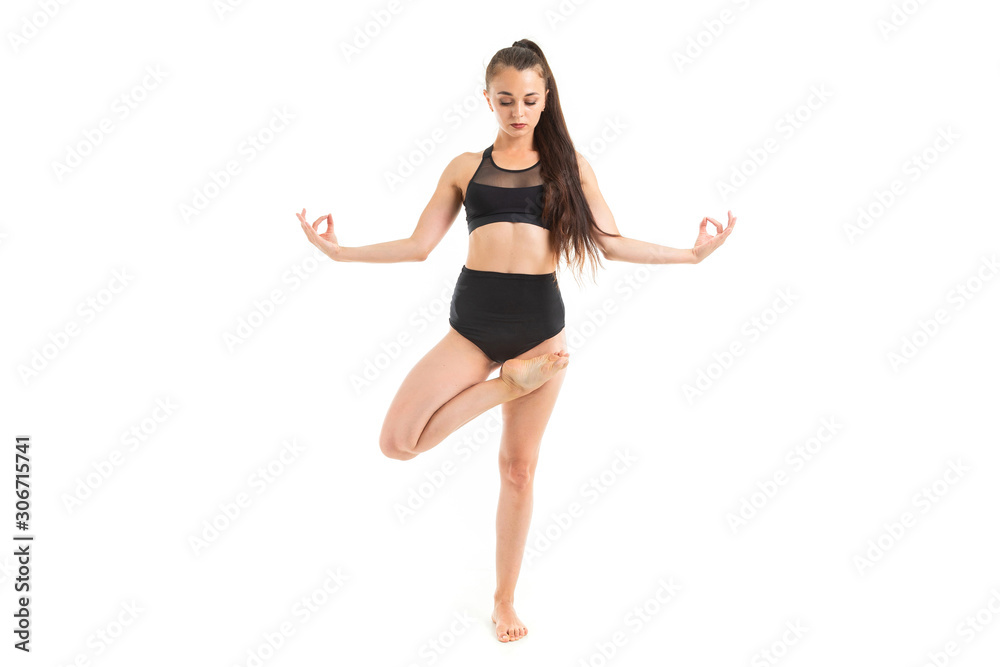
300, 220, 316, 240
705, 217, 723, 233
298, 211, 318, 237
296, 210, 335, 250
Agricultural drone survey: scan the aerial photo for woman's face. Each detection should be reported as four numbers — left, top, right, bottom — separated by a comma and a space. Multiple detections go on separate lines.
484, 67, 548, 137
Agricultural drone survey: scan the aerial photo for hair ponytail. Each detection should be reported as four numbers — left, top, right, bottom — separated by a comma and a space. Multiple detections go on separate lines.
486, 39, 621, 287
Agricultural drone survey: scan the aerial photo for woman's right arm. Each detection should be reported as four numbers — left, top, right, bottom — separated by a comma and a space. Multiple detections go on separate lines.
299, 155, 465, 263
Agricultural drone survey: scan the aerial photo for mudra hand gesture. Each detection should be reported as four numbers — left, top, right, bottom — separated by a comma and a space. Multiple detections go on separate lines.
691, 210, 736, 263
297, 209, 339, 258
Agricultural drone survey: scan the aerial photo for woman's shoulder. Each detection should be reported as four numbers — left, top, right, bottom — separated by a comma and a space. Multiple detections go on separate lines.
574, 150, 595, 186
446, 148, 489, 184
444, 147, 487, 171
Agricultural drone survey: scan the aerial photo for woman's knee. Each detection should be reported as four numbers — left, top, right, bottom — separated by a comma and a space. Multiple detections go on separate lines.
379, 428, 417, 460
500, 457, 537, 489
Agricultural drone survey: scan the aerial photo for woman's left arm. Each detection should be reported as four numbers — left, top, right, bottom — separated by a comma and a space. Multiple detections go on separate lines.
578, 152, 736, 265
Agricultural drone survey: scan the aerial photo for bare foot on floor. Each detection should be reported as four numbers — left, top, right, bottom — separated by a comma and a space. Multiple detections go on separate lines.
491, 600, 527, 642
500, 351, 569, 393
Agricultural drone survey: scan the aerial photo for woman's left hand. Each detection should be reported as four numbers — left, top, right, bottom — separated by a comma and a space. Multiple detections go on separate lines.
691, 210, 736, 263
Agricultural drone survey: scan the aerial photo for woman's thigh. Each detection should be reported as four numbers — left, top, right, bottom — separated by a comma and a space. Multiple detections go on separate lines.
379, 326, 499, 456
499, 328, 569, 476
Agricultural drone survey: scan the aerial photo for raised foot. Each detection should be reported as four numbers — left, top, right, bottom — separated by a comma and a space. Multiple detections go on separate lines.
500, 351, 570, 393
491, 600, 527, 642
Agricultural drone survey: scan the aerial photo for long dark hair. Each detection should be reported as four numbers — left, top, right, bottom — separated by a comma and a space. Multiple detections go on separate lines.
485, 38, 621, 286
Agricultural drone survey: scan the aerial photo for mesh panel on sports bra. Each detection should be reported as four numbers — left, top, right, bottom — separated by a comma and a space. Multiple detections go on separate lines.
465, 146, 548, 233
472, 146, 544, 187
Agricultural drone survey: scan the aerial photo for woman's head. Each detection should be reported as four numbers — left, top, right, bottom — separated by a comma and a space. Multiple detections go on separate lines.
483, 65, 548, 138
480, 39, 620, 286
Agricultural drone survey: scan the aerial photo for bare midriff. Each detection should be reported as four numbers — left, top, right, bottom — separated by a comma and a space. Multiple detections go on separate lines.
459, 171, 558, 275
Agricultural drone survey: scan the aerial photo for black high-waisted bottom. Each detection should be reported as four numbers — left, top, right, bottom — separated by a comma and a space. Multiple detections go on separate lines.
448, 265, 565, 364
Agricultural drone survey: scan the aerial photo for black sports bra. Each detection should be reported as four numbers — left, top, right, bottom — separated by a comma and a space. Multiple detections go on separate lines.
464, 145, 549, 234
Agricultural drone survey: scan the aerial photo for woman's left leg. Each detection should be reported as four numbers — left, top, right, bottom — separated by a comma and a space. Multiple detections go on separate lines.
491, 328, 569, 642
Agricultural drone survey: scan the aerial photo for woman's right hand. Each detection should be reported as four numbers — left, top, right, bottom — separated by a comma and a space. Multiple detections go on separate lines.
297, 208, 340, 259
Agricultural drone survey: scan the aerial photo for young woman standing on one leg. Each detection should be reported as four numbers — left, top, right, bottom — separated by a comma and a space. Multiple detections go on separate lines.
298, 38, 736, 643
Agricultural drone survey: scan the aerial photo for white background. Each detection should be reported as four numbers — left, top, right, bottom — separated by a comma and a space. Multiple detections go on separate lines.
2, 0, 999, 664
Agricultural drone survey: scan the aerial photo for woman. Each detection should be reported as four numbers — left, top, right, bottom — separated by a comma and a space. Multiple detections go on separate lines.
298, 38, 735, 643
